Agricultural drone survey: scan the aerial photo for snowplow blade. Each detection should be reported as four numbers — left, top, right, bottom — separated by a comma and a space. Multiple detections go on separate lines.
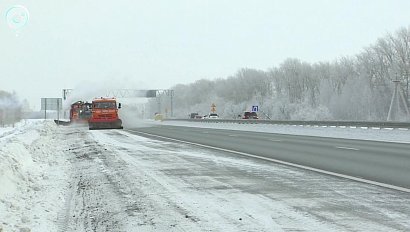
88, 120, 123, 130
54, 120, 71, 126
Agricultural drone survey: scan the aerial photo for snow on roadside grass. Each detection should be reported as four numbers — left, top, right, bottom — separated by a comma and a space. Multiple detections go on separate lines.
0, 120, 70, 232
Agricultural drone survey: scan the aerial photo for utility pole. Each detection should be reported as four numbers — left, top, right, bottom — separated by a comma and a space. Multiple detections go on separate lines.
157, 96, 161, 115
407, 73, 409, 105
170, 90, 174, 118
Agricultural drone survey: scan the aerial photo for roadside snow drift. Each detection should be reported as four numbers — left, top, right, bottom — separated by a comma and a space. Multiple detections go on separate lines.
0, 120, 70, 232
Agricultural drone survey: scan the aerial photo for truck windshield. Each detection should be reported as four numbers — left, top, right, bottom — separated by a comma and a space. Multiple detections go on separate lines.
93, 102, 116, 109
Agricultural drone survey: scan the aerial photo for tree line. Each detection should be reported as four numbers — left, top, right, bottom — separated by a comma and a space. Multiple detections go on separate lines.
149, 26, 410, 121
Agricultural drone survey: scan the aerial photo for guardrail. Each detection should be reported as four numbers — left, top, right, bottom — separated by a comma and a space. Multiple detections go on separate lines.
164, 119, 410, 129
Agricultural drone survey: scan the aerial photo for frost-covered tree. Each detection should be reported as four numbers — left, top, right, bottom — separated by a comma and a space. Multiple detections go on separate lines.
147, 26, 410, 121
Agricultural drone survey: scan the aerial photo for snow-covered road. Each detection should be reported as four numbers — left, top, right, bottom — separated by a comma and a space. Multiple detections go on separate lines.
1, 121, 410, 231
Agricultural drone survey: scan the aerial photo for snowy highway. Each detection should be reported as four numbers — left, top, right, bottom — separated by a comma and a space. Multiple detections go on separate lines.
1, 120, 410, 231
128, 124, 410, 190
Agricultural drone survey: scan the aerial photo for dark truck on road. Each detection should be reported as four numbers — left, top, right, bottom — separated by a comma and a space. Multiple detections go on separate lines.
242, 111, 258, 119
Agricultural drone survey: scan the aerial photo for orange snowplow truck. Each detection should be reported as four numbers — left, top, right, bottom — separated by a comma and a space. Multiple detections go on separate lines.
70, 101, 92, 123
54, 101, 92, 126
88, 98, 123, 130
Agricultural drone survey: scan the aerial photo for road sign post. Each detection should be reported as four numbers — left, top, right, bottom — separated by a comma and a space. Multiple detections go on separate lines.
41, 98, 63, 121
211, 103, 216, 113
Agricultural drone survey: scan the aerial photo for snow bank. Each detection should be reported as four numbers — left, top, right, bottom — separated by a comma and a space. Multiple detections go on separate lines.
0, 120, 70, 232
0, 120, 39, 142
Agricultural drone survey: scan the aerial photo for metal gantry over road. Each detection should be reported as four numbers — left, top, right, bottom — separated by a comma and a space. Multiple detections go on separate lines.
62, 88, 175, 117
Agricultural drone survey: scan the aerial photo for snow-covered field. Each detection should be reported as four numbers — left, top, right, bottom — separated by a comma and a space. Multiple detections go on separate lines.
1, 120, 410, 231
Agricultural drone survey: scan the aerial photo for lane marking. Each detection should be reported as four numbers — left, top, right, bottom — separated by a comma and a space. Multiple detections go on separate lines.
228, 134, 238, 137
125, 129, 410, 193
269, 139, 282, 142
202, 131, 209, 134
336, 146, 360, 151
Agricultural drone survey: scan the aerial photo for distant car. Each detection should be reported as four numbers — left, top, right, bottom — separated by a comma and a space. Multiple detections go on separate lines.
194, 115, 203, 119
190, 113, 199, 119
208, 113, 219, 119
242, 111, 258, 119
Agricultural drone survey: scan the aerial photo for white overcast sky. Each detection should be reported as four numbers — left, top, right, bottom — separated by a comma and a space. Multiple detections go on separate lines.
1, 0, 410, 110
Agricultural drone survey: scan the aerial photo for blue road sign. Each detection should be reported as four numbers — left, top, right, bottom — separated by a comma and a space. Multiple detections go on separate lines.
252, 105, 259, 112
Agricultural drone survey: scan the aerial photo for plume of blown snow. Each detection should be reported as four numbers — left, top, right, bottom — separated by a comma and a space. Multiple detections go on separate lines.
63, 78, 154, 128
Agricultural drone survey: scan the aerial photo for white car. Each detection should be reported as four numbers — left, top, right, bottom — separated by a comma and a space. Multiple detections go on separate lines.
208, 113, 219, 119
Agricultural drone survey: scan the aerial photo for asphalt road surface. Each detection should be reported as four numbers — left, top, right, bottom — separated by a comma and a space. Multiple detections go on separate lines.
128, 124, 410, 190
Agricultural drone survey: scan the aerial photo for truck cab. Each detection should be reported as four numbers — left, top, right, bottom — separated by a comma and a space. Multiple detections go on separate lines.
88, 98, 123, 130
